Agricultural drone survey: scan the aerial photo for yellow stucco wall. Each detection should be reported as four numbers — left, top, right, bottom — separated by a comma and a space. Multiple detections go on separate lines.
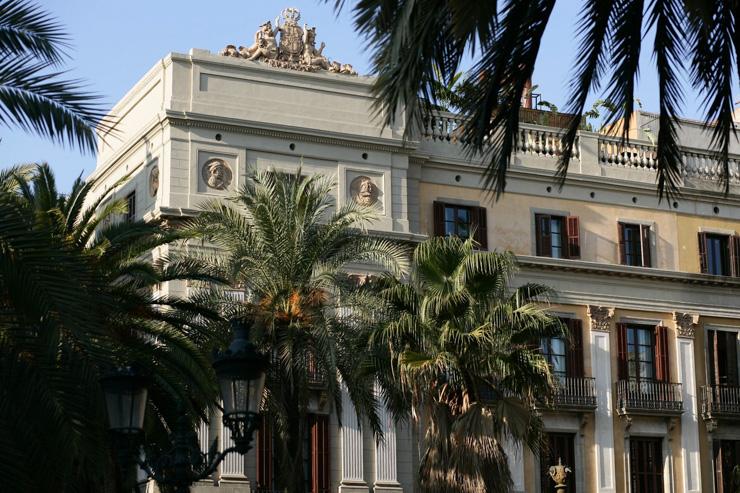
420, 182, 740, 275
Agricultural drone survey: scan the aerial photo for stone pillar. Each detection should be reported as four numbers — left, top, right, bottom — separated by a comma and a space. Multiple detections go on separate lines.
588, 306, 617, 493
504, 438, 525, 493
340, 385, 368, 493
674, 312, 701, 493
374, 383, 402, 493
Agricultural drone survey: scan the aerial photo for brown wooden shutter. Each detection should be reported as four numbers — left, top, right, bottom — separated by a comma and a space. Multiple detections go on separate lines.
617, 323, 628, 380
433, 201, 445, 237
310, 414, 329, 493
731, 236, 740, 277
257, 415, 273, 489
566, 216, 580, 259
473, 206, 488, 250
698, 232, 708, 273
641, 225, 652, 267
535, 214, 552, 256
618, 223, 626, 265
566, 319, 584, 378
727, 331, 739, 386
708, 329, 717, 387
654, 325, 670, 382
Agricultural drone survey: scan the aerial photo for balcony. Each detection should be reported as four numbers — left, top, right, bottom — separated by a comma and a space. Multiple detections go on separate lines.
615, 380, 683, 416
419, 110, 740, 193
549, 377, 597, 411
701, 385, 740, 420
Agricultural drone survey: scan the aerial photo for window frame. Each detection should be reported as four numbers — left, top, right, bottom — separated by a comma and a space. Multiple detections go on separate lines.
535, 213, 580, 259
125, 191, 136, 223
618, 222, 652, 267
433, 201, 488, 249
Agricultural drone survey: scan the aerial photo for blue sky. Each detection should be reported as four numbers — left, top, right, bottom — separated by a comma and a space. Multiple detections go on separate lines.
4, 1, 708, 191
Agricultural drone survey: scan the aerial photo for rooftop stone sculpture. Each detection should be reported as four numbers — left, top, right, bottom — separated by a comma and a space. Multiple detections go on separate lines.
220, 7, 357, 75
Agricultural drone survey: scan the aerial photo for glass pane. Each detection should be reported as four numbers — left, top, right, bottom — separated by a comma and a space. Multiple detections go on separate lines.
444, 207, 455, 221
458, 223, 470, 238
551, 338, 566, 356
552, 355, 567, 375
457, 208, 469, 222
629, 361, 637, 378
637, 329, 651, 345
445, 222, 455, 236
640, 362, 654, 380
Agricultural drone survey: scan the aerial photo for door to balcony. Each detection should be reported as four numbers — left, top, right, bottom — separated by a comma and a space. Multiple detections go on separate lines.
629, 438, 664, 493
540, 433, 576, 493
714, 440, 740, 493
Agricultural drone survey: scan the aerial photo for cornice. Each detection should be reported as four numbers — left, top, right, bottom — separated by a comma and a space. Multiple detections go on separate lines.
516, 255, 740, 288
166, 112, 417, 154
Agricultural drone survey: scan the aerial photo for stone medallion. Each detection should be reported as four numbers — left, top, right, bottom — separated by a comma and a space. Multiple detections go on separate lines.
149, 165, 159, 197
350, 175, 379, 207
202, 159, 232, 190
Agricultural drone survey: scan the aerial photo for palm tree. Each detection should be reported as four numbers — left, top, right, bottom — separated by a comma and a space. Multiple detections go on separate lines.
369, 235, 564, 492
184, 167, 409, 492
0, 164, 224, 491
0, 0, 109, 152
337, 0, 738, 199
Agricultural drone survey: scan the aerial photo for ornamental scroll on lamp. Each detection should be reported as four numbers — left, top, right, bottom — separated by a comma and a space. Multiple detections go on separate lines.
220, 8, 357, 75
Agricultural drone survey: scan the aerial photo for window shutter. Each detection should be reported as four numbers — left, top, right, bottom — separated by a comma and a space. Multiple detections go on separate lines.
640, 225, 652, 267
433, 202, 445, 236
566, 216, 580, 259
566, 319, 584, 378
731, 236, 740, 277
257, 415, 273, 489
698, 232, 708, 273
310, 414, 330, 493
727, 331, 739, 386
617, 323, 628, 380
472, 206, 488, 250
654, 325, 669, 382
535, 214, 552, 256
618, 223, 626, 265
708, 329, 718, 387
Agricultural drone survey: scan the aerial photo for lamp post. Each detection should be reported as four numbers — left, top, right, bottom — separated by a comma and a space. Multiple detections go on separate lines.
101, 319, 268, 493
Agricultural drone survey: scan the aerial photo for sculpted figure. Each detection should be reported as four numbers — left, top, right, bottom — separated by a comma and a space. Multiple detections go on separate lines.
240, 21, 278, 61
149, 166, 159, 197
301, 26, 329, 70
340, 63, 357, 75
220, 44, 240, 57
204, 160, 231, 190
350, 176, 379, 207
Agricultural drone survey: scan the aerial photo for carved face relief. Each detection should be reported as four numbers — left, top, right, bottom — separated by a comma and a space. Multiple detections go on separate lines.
202, 159, 232, 190
350, 176, 379, 207
149, 166, 159, 197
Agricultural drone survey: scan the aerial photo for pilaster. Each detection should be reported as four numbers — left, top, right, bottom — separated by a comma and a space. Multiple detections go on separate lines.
339, 385, 368, 493
374, 383, 402, 493
588, 305, 617, 493
674, 312, 701, 493
503, 438, 525, 493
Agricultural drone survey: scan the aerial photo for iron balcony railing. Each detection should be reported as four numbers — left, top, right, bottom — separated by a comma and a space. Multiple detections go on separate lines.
701, 385, 740, 419
551, 377, 597, 410
616, 379, 683, 416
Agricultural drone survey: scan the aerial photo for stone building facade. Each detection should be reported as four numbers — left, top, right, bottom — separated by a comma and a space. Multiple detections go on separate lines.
90, 39, 740, 493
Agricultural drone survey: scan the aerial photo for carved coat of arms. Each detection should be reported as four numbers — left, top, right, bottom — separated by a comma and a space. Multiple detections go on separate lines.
220, 7, 357, 75
277, 8, 303, 63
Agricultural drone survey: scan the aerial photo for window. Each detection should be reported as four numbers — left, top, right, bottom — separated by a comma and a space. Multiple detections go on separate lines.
630, 438, 664, 493
707, 330, 739, 387
433, 201, 488, 249
540, 433, 577, 493
540, 319, 584, 380
307, 414, 329, 493
535, 214, 579, 259
541, 337, 567, 378
617, 324, 670, 382
125, 191, 136, 223
714, 440, 740, 493
618, 222, 652, 267
699, 232, 740, 276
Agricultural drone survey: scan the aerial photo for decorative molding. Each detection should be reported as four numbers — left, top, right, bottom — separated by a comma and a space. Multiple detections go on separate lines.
588, 305, 615, 332
673, 312, 700, 339
167, 115, 413, 154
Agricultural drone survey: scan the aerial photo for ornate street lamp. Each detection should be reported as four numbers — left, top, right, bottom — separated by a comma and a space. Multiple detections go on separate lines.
102, 319, 268, 493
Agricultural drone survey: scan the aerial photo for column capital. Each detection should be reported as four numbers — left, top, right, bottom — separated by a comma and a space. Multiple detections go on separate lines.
673, 312, 699, 339
588, 305, 615, 332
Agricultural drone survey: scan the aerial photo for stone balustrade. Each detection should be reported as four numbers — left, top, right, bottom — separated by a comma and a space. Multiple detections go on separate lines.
420, 110, 740, 189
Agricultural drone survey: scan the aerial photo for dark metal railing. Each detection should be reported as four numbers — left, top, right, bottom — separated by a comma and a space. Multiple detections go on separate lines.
551, 376, 597, 410
701, 384, 740, 419
616, 380, 683, 415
